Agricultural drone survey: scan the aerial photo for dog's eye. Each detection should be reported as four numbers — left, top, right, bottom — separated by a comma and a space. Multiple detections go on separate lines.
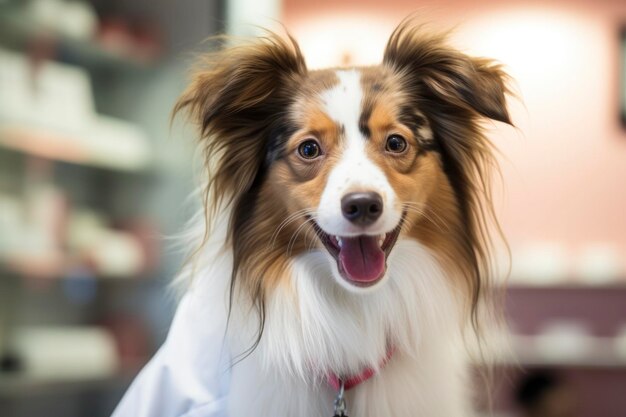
385, 134, 407, 153
298, 140, 321, 159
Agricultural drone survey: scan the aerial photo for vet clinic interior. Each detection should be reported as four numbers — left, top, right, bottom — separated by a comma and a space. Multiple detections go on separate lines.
0, 0, 625, 416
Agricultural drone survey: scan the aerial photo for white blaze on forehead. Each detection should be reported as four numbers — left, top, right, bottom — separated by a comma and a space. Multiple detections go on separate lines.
321, 70, 363, 139
316, 70, 402, 236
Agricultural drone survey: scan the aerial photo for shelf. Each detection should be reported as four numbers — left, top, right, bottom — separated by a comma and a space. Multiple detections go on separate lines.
501, 280, 626, 291
489, 335, 626, 369
0, 124, 152, 174
0, 9, 157, 72
0, 372, 133, 398
0, 263, 147, 283
0, 254, 149, 282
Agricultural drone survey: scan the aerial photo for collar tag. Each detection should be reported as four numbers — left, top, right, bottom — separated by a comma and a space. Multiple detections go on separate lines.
332, 379, 348, 417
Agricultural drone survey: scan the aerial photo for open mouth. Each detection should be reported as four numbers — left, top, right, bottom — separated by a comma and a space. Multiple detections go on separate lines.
310, 213, 406, 288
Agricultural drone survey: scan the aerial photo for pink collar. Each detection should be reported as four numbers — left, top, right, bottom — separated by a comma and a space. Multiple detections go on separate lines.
327, 348, 395, 391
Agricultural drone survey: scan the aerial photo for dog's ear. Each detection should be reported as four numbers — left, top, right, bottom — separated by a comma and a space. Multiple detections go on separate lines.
384, 23, 513, 331
383, 24, 511, 125
175, 33, 307, 207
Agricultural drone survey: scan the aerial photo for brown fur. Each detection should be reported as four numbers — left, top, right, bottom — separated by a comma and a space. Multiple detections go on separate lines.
174, 34, 308, 356
174, 21, 512, 360
383, 23, 512, 334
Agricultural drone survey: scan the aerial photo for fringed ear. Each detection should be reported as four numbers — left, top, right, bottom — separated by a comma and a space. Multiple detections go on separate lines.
383, 21, 512, 342
174, 33, 307, 210
173, 34, 307, 357
383, 23, 512, 125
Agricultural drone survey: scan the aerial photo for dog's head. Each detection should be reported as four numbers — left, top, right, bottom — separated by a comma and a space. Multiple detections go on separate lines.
176, 21, 511, 322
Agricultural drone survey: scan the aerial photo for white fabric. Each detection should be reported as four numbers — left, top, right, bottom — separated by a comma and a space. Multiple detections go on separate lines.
111, 293, 230, 417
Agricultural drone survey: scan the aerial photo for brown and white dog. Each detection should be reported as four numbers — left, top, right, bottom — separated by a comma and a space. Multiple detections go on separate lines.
154, 20, 510, 417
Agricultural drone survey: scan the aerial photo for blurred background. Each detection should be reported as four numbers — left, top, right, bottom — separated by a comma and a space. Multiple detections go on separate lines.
0, 0, 624, 416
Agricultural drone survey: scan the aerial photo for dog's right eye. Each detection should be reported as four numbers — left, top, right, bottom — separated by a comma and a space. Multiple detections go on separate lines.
298, 140, 321, 159
385, 134, 408, 153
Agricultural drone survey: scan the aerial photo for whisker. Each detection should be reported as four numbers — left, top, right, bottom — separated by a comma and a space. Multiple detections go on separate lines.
304, 223, 319, 252
269, 208, 313, 249
287, 220, 312, 257
405, 209, 445, 233
270, 208, 308, 243
402, 203, 447, 232
404, 202, 447, 225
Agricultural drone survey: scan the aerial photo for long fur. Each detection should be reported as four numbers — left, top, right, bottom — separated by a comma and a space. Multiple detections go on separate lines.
174, 20, 512, 417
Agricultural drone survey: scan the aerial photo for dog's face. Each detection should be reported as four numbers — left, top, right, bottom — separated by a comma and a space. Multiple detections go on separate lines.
270, 67, 440, 290
176, 22, 511, 303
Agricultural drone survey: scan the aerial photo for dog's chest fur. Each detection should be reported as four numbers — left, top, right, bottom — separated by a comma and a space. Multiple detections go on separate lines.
222, 239, 472, 417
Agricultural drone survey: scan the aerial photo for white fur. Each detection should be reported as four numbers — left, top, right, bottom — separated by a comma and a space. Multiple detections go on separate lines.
316, 70, 402, 238
220, 238, 471, 417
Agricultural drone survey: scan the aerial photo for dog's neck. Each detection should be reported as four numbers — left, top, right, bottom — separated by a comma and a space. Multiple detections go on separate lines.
227, 238, 464, 383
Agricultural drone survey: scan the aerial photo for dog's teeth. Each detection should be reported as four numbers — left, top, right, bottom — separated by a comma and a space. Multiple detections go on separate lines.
337, 237, 343, 248
378, 236, 384, 246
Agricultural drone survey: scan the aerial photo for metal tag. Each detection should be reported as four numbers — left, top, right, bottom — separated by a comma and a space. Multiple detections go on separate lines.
332, 379, 348, 417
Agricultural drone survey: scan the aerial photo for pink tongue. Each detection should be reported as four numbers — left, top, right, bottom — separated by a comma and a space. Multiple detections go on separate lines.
338, 236, 385, 283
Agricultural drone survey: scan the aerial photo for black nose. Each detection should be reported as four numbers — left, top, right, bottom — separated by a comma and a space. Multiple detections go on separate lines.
341, 192, 383, 226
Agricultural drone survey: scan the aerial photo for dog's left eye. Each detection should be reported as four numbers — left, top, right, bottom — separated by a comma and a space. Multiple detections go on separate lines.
298, 139, 321, 159
385, 134, 407, 153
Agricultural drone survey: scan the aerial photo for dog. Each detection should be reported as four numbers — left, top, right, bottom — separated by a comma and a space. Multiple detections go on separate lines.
113, 20, 512, 417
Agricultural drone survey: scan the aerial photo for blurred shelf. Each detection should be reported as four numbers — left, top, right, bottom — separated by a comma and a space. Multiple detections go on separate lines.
0, 124, 153, 174
0, 256, 148, 282
0, 372, 133, 398
491, 335, 626, 369
504, 280, 626, 291
0, 9, 158, 72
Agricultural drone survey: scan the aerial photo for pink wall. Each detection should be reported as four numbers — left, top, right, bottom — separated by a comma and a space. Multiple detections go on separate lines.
283, 0, 626, 266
